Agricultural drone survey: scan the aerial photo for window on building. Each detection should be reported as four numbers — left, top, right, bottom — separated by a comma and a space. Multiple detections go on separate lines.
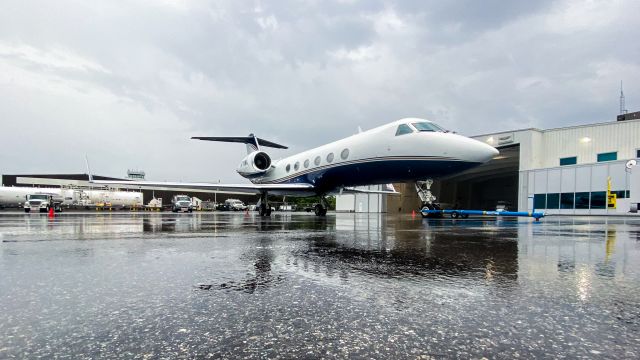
546, 193, 560, 209
575, 192, 590, 209
590, 191, 606, 209
534, 194, 546, 209
559, 156, 577, 166
560, 193, 574, 209
395, 124, 413, 136
613, 190, 627, 199
597, 152, 617, 162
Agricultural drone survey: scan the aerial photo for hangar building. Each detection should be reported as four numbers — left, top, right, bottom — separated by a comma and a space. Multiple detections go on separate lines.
1, 173, 258, 207
338, 115, 640, 215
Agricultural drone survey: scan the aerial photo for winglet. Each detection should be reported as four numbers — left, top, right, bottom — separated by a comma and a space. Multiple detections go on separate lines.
85, 155, 94, 182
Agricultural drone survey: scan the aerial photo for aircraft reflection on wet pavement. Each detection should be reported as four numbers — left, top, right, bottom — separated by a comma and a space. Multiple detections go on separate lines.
1, 213, 640, 358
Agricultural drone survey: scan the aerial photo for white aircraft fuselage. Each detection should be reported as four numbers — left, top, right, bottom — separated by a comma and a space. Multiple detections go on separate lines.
237, 118, 498, 194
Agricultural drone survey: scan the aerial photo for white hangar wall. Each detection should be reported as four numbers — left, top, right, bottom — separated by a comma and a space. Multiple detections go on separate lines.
474, 119, 640, 214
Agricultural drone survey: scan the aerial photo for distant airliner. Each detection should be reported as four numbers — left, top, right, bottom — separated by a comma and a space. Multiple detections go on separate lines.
91, 118, 498, 216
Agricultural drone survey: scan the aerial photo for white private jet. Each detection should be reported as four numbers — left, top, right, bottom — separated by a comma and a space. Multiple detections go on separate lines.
91, 118, 498, 216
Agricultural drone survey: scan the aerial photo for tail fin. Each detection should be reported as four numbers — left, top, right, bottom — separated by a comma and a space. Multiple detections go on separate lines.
191, 134, 288, 155
246, 134, 259, 155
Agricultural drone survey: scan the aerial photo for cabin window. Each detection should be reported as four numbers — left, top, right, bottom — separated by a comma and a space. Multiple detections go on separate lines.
395, 124, 413, 136
286, 164, 291, 172
294, 162, 300, 171
314, 156, 321, 166
341, 148, 349, 160
304, 159, 310, 168
326, 153, 334, 163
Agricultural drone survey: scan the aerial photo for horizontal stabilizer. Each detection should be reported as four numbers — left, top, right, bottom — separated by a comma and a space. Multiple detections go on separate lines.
191, 136, 288, 149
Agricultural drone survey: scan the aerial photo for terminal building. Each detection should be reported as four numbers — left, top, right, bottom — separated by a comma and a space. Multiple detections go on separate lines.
338, 114, 640, 215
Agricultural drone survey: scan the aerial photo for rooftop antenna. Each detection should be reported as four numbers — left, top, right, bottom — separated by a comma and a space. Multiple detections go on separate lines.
620, 80, 628, 115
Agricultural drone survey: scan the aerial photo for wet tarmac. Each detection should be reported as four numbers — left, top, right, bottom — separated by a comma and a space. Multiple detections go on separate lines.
1, 212, 640, 359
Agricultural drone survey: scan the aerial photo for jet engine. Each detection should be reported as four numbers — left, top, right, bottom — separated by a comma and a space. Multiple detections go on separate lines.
237, 151, 272, 176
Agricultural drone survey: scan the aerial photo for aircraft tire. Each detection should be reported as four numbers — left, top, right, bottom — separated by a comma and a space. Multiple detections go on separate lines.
24, 208, 30, 213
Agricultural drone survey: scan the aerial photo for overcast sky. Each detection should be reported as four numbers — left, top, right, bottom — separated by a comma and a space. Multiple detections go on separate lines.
1, 0, 638, 182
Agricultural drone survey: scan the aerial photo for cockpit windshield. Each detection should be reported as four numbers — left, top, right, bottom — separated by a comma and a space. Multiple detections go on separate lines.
411, 122, 445, 132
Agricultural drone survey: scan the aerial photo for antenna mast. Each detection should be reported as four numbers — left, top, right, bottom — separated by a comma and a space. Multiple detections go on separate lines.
620, 80, 628, 115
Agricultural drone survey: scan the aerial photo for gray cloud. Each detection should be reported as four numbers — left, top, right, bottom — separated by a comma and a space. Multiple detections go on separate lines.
0, 0, 638, 182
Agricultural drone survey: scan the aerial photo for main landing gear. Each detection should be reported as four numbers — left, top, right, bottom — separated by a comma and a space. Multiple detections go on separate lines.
258, 192, 272, 217
314, 196, 329, 216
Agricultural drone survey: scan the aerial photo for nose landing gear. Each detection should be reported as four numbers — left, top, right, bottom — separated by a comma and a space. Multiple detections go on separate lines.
416, 179, 443, 218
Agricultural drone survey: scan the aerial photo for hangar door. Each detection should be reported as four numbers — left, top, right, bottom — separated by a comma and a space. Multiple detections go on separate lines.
435, 145, 519, 211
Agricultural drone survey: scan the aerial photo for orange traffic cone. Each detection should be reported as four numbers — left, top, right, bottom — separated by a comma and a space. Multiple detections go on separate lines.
48, 207, 55, 218
412, 209, 416, 218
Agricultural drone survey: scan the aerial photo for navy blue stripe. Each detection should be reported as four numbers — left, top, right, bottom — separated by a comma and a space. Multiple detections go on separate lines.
255, 158, 481, 193
263, 156, 462, 184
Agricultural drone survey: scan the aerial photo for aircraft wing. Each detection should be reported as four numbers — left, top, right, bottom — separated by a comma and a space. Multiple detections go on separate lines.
89, 179, 316, 196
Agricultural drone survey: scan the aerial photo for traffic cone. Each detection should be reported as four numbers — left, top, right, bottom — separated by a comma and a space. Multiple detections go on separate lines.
48, 207, 55, 218
412, 209, 416, 218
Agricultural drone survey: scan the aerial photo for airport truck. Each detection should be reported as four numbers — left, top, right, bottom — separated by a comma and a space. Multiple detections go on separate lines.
171, 195, 193, 213
24, 193, 63, 213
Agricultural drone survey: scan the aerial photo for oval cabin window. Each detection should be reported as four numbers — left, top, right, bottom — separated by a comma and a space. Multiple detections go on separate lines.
341, 148, 349, 160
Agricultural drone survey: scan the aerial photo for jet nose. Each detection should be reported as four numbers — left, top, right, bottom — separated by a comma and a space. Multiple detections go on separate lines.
479, 142, 499, 162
